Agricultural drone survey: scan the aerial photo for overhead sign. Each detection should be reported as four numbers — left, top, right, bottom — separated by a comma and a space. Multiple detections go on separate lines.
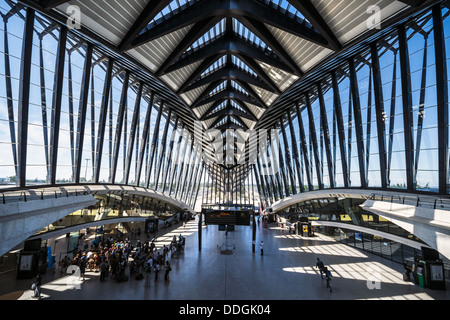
203, 209, 251, 226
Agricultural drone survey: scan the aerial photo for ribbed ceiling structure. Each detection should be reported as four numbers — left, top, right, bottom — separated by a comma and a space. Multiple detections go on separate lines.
17, 0, 436, 202
28, 0, 417, 132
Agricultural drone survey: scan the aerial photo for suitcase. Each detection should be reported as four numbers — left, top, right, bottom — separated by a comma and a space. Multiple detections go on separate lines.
135, 273, 143, 280
403, 272, 410, 281
117, 274, 129, 282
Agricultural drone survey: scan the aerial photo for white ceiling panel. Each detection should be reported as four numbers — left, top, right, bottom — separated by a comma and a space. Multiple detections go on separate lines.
56, 0, 150, 46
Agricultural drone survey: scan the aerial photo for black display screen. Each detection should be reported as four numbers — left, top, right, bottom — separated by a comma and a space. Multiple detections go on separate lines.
203, 210, 251, 226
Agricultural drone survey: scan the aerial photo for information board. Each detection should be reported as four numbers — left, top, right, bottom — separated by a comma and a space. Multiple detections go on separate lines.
203, 210, 251, 226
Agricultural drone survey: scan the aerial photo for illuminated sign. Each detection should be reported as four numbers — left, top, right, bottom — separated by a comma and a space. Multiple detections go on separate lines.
203, 210, 251, 226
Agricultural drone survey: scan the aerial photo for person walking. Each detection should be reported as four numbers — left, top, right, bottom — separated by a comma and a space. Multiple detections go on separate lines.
324, 266, 333, 292
316, 258, 325, 279
260, 241, 264, 255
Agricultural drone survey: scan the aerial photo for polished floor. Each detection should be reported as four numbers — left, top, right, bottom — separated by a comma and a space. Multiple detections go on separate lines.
3, 217, 450, 300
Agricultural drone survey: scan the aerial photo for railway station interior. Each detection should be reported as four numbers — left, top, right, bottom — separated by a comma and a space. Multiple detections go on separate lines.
1, 0, 450, 305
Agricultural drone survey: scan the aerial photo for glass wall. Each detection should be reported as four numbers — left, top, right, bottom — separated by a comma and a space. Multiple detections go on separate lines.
279, 197, 426, 264
279, 197, 424, 243
257, 6, 449, 207
0, 1, 449, 211
318, 226, 422, 265
33, 192, 181, 236
0, 0, 203, 209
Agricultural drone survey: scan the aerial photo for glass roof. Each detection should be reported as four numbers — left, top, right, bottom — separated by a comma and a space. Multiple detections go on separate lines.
188, 18, 227, 52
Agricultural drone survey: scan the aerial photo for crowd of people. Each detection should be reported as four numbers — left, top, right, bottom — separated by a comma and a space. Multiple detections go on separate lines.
58, 228, 186, 285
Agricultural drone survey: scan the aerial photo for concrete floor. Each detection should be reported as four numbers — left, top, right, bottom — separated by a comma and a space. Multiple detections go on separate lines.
2, 216, 450, 301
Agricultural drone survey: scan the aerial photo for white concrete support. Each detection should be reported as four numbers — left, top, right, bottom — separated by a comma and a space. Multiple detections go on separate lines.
311, 220, 429, 251
361, 199, 450, 260
268, 188, 449, 213
0, 194, 97, 256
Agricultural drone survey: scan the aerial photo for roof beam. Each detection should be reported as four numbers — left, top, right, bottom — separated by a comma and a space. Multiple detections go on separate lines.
288, 0, 341, 51
233, 79, 267, 108
39, 0, 70, 10
190, 80, 225, 109
230, 114, 250, 130
209, 114, 228, 129
234, 53, 281, 95
198, 99, 227, 120
216, 121, 245, 131
176, 54, 223, 94
183, 64, 276, 93
397, 0, 427, 7
203, 105, 256, 122
229, 99, 259, 120
165, 33, 294, 74
156, 16, 221, 77
196, 88, 261, 107
237, 15, 303, 77
233, 0, 327, 46
118, 0, 172, 52
129, 0, 326, 50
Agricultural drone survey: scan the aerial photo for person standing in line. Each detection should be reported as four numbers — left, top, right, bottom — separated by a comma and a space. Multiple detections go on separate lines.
147, 255, 153, 273
316, 258, 325, 279
165, 261, 172, 282
100, 259, 108, 282
79, 256, 86, 281
154, 263, 160, 282
403, 260, 412, 281
32, 274, 42, 299
260, 241, 264, 255
144, 263, 151, 287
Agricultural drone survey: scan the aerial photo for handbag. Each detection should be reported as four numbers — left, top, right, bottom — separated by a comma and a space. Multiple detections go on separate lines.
31, 283, 36, 290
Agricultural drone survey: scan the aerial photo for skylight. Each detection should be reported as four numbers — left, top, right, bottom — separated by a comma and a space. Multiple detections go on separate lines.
231, 80, 249, 95
208, 81, 228, 96
232, 56, 257, 77
211, 100, 229, 113
189, 18, 226, 52
147, 0, 198, 29
230, 100, 245, 112
263, 0, 310, 25
230, 117, 241, 126
200, 55, 227, 78
232, 18, 272, 54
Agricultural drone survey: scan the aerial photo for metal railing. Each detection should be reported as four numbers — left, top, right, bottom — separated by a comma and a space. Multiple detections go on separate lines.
0, 188, 90, 205
369, 193, 450, 211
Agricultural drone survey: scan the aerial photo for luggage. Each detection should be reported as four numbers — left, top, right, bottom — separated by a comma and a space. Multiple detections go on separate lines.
135, 273, 143, 280
403, 272, 410, 281
116, 274, 129, 282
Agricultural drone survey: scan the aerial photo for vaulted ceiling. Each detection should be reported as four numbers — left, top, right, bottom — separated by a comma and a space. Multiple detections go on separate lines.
21, 0, 431, 191
26, 0, 421, 133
